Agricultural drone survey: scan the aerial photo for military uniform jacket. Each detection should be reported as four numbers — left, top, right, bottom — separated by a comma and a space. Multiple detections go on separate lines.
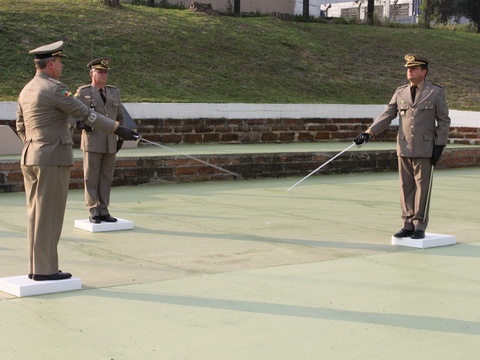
16, 73, 118, 166
75, 84, 125, 154
368, 80, 451, 157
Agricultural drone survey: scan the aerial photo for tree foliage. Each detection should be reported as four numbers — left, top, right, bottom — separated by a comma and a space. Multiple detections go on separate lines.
423, 0, 480, 32
460, 0, 480, 32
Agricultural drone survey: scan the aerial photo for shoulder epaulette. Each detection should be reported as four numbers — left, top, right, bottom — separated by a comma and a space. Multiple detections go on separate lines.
47, 77, 63, 85
105, 84, 118, 89
74, 84, 92, 97
396, 84, 408, 91
432, 82, 443, 88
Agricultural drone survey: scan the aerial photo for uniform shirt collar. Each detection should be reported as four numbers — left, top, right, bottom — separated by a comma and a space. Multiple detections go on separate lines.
92, 85, 106, 92
411, 80, 425, 91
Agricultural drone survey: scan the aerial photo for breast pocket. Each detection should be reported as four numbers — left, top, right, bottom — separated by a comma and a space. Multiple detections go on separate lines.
419, 102, 434, 111
111, 100, 121, 118
398, 103, 409, 117
90, 99, 99, 109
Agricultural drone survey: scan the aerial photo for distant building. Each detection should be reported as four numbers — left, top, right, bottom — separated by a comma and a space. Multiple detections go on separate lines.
143, 0, 295, 14
134, 0, 421, 23
302, 0, 421, 23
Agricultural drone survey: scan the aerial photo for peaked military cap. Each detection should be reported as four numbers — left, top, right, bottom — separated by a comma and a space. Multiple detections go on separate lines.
87, 58, 110, 70
29, 41, 66, 59
404, 54, 429, 68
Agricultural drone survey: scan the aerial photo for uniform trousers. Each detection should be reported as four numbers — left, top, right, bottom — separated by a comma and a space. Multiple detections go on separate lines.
398, 156, 433, 232
84, 151, 116, 217
21, 165, 70, 275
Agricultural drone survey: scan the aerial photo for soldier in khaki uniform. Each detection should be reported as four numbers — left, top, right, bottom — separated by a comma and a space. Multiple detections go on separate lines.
74, 58, 125, 224
354, 54, 451, 239
16, 41, 138, 281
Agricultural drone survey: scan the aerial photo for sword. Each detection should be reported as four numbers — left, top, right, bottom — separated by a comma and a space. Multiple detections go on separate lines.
287, 142, 356, 191
423, 165, 435, 221
135, 136, 241, 178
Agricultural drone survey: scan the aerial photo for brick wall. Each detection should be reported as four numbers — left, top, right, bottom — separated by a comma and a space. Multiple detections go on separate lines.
3, 146, 480, 194
448, 126, 480, 145
1, 118, 480, 193
2, 118, 479, 145
134, 117, 398, 144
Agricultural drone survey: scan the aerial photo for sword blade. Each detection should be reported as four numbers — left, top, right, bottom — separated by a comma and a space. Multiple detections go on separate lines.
287, 142, 356, 191
137, 137, 241, 178
423, 165, 435, 221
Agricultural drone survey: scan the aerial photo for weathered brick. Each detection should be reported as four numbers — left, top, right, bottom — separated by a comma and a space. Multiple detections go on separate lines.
297, 132, 314, 141
214, 126, 233, 133
240, 132, 262, 143
279, 132, 295, 141
220, 133, 239, 142
261, 132, 279, 142
314, 132, 332, 140
183, 134, 203, 143
160, 134, 182, 143
203, 133, 221, 142
174, 166, 199, 176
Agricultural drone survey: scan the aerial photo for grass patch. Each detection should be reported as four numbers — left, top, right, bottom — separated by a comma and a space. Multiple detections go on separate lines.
1, 0, 480, 110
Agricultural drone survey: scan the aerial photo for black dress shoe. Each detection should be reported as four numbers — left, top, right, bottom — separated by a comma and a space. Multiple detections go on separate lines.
32, 271, 72, 281
411, 230, 425, 239
100, 214, 117, 222
394, 229, 414, 238
89, 216, 101, 224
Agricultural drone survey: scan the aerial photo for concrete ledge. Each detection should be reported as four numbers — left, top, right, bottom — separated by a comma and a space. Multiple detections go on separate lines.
0, 275, 82, 297
1, 102, 479, 127
74, 218, 134, 232
391, 233, 456, 248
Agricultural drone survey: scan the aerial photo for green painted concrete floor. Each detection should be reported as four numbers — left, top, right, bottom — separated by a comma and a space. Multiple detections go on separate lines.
1, 151, 480, 359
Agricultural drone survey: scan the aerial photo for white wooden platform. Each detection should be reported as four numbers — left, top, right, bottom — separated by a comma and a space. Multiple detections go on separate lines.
0, 125, 23, 155
74, 218, 134, 233
0, 275, 82, 297
391, 232, 456, 249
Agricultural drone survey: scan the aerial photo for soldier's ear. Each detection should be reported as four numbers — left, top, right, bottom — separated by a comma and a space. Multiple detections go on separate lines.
46, 59, 55, 69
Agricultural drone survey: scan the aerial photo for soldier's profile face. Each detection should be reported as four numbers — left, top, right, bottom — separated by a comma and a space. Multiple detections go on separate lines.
51, 58, 63, 79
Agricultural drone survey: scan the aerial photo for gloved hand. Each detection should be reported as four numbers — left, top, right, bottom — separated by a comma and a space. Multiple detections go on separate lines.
76, 121, 92, 133
116, 139, 124, 153
114, 126, 139, 141
353, 132, 371, 146
432, 145, 445, 166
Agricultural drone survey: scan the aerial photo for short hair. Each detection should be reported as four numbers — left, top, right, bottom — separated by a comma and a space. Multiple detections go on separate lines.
420, 64, 429, 76
34, 57, 54, 70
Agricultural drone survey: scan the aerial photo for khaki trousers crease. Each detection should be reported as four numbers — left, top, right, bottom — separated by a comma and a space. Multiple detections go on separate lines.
83, 151, 116, 217
398, 156, 433, 232
21, 165, 70, 275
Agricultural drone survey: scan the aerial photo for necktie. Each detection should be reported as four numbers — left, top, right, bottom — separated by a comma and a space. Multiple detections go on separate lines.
411, 85, 417, 102
99, 88, 106, 104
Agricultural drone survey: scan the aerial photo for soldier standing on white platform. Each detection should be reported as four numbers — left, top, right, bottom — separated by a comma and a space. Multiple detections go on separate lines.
16, 41, 138, 281
73, 58, 125, 224
353, 54, 451, 240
